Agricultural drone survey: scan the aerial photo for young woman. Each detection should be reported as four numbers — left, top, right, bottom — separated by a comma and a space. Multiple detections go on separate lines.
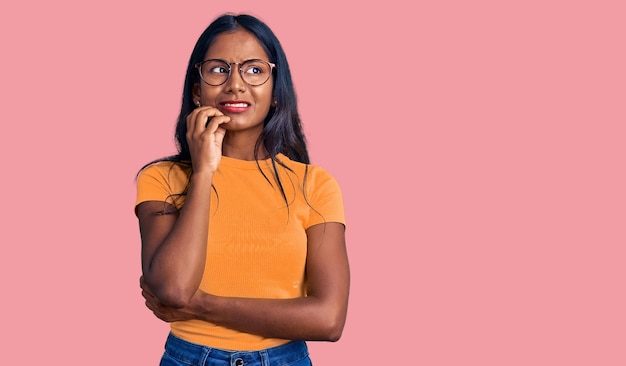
135, 13, 350, 366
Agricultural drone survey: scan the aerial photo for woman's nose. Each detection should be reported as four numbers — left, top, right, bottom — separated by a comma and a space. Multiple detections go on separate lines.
225, 64, 246, 93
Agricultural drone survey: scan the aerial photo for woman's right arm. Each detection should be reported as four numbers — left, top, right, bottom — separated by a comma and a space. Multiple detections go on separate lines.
138, 107, 229, 308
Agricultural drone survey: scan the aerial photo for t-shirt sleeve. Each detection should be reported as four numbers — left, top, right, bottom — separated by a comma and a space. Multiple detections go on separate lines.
306, 166, 346, 228
135, 162, 189, 213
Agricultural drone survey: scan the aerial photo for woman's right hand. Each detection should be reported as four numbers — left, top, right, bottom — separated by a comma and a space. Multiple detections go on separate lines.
186, 106, 231, 174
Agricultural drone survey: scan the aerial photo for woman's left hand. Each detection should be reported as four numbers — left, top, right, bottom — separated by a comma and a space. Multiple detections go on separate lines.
140, 276, 196, 323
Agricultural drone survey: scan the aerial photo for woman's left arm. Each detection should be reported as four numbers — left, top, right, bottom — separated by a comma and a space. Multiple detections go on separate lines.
142, 222, 350, 341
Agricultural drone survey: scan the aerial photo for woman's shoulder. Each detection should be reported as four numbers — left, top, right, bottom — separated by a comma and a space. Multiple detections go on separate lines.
277, 155, 340, 186
137, 160, 191, 182
276, 154, 322, 173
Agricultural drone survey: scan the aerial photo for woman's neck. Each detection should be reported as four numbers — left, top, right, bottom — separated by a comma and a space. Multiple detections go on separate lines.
221, 134, 268, 161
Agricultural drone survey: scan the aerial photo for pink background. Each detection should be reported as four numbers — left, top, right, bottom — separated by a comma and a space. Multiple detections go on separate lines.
1, 0, 624, 365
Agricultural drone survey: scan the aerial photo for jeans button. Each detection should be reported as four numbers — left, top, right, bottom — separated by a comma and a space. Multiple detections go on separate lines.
234, 358, 244, 366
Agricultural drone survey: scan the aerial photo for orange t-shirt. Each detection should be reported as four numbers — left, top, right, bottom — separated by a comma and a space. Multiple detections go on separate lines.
135, 154, 345, 350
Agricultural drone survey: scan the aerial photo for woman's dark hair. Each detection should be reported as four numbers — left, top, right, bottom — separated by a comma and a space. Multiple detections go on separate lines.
141, 13, 309, 170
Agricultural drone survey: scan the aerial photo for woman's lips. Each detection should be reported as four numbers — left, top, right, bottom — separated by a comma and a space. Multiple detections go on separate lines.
219, 101, 250, 113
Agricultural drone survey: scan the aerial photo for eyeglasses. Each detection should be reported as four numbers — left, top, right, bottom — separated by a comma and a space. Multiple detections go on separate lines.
195, 59, 276, 86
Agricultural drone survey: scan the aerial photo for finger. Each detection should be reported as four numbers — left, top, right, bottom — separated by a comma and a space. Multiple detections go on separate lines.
214, 126, 227, 146
139, 277, 151, 293
140, 280, 153, 295
204, 115, 231, 135
141, 289, 159, 306
145, 299, 155, 311
188, 107, 223, 134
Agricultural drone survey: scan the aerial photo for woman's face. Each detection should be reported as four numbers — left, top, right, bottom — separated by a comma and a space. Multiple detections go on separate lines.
194, 29, 274, 135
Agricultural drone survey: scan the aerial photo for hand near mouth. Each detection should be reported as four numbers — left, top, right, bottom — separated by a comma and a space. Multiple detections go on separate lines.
186, 106, 231, 174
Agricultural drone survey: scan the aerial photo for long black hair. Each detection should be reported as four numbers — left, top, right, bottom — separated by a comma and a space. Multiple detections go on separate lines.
140, 13, 309, 170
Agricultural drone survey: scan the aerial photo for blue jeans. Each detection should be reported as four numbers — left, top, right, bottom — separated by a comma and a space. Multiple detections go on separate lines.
160, 333, 313, 366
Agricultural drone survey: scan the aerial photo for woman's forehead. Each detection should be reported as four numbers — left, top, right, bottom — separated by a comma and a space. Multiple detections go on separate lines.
204, 29, 269, 61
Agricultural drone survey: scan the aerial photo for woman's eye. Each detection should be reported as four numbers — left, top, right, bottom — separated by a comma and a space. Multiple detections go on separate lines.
244, 66, 263, 74
209, 66, 228, 74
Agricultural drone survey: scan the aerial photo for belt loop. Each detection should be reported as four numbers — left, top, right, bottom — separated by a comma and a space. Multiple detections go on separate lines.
260, 349, 270, 366
200, 348, 211, 366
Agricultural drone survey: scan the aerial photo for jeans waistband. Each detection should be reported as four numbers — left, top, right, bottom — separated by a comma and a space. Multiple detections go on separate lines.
164, 332, 309, 366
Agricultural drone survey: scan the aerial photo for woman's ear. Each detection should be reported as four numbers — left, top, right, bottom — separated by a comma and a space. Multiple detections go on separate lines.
192, 83, 201, 106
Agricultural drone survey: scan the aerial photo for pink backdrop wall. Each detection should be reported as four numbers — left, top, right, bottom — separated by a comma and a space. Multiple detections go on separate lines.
1, 0, 624, 365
